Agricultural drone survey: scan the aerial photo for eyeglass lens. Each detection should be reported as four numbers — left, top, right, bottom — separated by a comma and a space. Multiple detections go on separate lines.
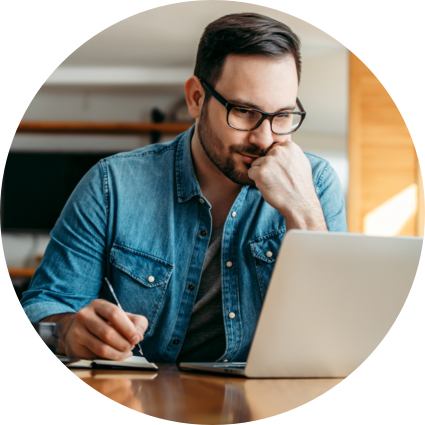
228, 107, 302, 134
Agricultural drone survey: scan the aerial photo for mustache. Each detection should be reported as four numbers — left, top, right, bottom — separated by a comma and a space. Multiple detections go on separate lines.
230, 144, 272, 157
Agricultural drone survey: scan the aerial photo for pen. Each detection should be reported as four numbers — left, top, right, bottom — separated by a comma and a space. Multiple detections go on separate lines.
102, 277, 144, 356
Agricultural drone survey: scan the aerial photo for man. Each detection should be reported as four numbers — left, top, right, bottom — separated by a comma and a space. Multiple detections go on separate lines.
21, 13, 347, 363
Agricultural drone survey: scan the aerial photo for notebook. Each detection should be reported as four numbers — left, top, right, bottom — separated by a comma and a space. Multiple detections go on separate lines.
179, 230, 423, 378
66, 355, 158, 370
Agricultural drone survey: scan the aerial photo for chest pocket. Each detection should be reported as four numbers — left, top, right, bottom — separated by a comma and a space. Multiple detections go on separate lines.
110, 244, 173, 335
250, 230, 285, 300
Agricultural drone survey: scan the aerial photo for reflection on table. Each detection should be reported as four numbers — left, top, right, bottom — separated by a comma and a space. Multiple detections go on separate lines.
72, 364, 343, 423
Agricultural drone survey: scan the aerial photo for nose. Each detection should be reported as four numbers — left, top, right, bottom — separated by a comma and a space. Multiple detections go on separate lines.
247, 117, 275, 151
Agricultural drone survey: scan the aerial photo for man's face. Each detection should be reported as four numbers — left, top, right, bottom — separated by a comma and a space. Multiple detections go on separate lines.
197, 54, 299, 186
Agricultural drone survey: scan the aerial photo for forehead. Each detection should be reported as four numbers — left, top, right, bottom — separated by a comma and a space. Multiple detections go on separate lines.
215, 54, 298, 110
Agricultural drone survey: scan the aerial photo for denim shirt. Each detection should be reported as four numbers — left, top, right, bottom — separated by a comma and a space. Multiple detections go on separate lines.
21, 127, 347, 362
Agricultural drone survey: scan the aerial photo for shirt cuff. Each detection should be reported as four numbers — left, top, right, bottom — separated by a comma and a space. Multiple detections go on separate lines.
23, 301, 77, 323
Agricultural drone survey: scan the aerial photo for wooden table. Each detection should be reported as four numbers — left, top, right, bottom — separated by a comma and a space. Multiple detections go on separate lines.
72, 364, 343, 423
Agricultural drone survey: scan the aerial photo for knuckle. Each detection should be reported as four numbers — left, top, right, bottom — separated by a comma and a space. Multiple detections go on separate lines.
134, 317, 148, 335
267, 156, 276, 165
124, 341, 134, 352
110, 308, 122, 323
75, 308, 88, 322
100, 328, 114, 343
90, 299, 104, 309
71, 327, 80, 340
97, 345, 111, 359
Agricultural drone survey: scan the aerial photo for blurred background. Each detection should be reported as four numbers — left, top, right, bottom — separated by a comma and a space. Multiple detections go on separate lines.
1, 2, 423, 297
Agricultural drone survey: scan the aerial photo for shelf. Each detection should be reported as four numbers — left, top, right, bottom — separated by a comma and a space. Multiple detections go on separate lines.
8, 268, 36, 278
17, 121, 193, 136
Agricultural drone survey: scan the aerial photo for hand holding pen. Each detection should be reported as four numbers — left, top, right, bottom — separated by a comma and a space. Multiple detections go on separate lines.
51, 279, 149, 361
102, 277, 145, 357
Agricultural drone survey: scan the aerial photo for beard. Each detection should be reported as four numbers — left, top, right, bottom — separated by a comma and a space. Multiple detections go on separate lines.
197, 102, 269, 186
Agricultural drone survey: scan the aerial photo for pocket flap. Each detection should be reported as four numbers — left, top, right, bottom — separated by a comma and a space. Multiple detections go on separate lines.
110, 245, 173, 287
250, 230, 285, 264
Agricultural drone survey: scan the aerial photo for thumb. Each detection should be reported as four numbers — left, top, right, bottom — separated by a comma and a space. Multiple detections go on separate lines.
127, 313, 149, 340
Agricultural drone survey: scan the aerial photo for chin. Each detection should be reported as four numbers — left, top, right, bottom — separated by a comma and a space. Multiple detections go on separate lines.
224, 162, 255, 187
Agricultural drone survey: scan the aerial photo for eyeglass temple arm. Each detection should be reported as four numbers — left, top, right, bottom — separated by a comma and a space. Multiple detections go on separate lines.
296, 97, 306, 114
199, 79, 229, 109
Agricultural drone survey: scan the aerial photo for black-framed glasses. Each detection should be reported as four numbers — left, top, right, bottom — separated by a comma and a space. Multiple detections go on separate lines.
200, 79, 306, 135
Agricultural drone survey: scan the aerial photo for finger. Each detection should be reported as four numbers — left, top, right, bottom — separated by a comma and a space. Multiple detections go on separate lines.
271, 138, 293, 148
267, 141, 296, 157
247, 166, 259, 182
68, 341, 98, 360
85, 312, 135, 352
75, 303, 135, 352
250, 156, 268, 167
127, 313, 149, 341
93, 299, 141, 345
77, 326, 134, 360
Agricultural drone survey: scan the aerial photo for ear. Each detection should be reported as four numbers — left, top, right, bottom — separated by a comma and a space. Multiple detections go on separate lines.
184, 76, 205, 119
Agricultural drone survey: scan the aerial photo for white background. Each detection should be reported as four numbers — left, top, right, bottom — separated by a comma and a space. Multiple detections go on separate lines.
0, 0, 424, 424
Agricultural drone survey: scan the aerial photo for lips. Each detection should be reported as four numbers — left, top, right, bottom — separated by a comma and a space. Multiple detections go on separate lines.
239, 153, 259, 164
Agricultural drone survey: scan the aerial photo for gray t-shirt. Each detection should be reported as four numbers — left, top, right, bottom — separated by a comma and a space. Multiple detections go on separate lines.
176, 224, 226, 362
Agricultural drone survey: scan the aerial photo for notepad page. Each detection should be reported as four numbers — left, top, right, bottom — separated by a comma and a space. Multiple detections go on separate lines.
67, 356, 158, 369
66, 359, 93, 368
93, 356, 154, 367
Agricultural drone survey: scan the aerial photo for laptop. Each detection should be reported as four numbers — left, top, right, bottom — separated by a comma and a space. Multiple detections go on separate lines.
179, 230, 423, 378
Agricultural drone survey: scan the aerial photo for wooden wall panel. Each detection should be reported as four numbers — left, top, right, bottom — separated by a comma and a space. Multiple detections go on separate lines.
417, 161, 424, 236
348, 53, 422, 236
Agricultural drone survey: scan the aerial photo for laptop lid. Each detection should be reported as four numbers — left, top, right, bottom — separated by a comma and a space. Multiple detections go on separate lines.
243, 230, 422, 378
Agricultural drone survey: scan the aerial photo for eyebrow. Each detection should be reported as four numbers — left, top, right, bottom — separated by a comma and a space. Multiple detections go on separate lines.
228, 98, 296, 113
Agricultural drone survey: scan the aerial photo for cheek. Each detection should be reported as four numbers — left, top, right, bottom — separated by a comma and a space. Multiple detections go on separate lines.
225, 127, 249, 148
206, 106, 249, 151
213, 124, 240, 151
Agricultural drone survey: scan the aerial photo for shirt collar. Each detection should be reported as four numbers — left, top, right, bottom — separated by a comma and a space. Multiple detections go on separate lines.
175, 125, 203, 203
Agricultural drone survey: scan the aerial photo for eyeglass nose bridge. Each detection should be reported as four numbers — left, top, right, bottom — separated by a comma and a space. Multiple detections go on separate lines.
249, 112, 276, 132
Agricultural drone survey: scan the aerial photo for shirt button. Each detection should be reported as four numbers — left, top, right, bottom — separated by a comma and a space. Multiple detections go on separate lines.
231, 211, 236, 218
228, 312, 236, 319
222, 359, 228, 363
148, 276, 155, 283
188, 284, 195, 291
265, 251, 273, 258
200, 230, 207, 236
173, 339, 179, 345
199, 198, 205, 204
226, 261, 233, 268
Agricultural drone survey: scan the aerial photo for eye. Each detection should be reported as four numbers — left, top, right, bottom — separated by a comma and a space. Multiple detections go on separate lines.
274, 113, 291, 121
234, 107, 254, 116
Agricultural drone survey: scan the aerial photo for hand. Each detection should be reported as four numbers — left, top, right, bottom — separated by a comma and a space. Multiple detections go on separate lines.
247, 140, 327, 231
60, 299, 148, 360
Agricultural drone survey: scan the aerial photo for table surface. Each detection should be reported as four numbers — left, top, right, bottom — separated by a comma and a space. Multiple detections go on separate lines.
72, 364, 343, 423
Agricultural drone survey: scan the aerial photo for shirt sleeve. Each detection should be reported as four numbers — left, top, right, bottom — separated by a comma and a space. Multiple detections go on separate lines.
20, 161, 108, 322
314, 160, 348, 232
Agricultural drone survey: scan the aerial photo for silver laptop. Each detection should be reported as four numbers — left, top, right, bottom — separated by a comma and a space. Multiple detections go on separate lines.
179, 230, 423, 378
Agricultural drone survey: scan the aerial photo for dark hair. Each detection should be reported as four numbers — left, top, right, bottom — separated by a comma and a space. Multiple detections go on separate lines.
194, 13, 302, 93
